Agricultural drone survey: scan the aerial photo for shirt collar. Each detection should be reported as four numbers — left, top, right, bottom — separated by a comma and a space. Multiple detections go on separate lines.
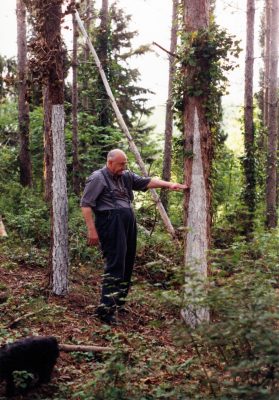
103, 166, 120, 180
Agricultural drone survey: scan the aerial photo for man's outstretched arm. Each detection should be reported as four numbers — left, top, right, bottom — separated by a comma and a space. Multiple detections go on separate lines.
147, 178, 189, 191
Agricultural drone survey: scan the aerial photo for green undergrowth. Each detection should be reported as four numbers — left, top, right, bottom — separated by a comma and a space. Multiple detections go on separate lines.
1, 225, 279, 398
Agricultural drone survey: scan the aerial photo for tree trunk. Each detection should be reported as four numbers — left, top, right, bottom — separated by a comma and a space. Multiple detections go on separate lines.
72, 12, 80, 195
243, 0, 256, 234
0, 216, 7, 238
52, 105, 68, 295
43, 85, 52, 203
43, 0, 69, 295
161, 0, 178, 211
181, 0, 211, 327
98, 0, 110, 127
16, 0, 32, 187
81, 0, 94, 111
264, 0, 271, 127
266, 0, 279, 228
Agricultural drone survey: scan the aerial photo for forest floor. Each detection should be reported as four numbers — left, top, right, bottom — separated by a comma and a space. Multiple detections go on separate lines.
0, 238, 195, 400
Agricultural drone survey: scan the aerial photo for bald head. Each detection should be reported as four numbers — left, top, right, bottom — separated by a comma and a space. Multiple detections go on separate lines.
107, 149, 128, 175
107, 149, 127, 162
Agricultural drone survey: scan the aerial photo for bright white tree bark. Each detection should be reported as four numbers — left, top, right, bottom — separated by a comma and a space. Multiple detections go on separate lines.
52, 105, 69, 295
0, 217, 7, 237
181, 108, 209, 327
181, 0, 211, 327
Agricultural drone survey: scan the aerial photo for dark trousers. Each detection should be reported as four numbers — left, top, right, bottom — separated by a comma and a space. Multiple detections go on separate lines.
95, 208, 137, 315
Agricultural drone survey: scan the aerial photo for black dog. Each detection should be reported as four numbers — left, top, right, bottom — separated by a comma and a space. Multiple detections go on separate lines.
0, 336, 59, 397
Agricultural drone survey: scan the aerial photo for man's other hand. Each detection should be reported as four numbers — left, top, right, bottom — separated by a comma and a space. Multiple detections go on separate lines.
87, 230, 99, 246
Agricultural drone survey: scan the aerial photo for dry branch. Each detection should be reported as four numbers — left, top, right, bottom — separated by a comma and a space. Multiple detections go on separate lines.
6, 308, 45, 329
59, 343, 113, 352
152, 41, 178, 58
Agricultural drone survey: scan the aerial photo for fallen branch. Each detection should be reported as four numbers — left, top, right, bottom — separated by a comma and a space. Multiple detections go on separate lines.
59, 343, 113, 352
7, 308, 46, 329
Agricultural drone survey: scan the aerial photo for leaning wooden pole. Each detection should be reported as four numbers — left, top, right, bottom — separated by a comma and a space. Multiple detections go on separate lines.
75, 10, 177, 239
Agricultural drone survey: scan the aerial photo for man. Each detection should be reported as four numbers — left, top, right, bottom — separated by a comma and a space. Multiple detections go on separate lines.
81, 149, 187, 324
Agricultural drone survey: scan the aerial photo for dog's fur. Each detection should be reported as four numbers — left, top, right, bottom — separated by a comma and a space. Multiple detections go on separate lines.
0, 336, 59, 397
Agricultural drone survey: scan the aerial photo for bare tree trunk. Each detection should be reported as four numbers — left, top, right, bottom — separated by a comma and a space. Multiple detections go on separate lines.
81, 0, 94, 111
181, 0, 211, 327
72, 12, 80, 195
243, 0, 256, 234
42, 0, 68, 295
43, 85, 52, 203
264, 0, 271, 127
0, 216, 7, 237
52, 105, 68, 294
266, 0, 279, 228
16, 0, 32, 187
161, 0, 178, 211
98, 0, 110, 127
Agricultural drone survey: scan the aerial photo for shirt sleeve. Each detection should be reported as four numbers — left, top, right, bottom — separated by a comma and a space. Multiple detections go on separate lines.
130, 172, 151, 191
80, 172, 105, 208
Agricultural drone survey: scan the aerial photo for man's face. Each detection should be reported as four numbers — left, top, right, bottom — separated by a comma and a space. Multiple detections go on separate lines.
108, 154, 128, 175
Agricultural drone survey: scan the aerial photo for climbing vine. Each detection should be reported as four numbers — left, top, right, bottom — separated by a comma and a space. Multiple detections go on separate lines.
173, 22, 241, 141
24, 0, 75, 89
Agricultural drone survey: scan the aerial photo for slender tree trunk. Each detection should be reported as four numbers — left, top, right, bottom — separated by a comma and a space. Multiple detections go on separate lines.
72, 12, 80, 195
0, 216, 7, 237
98, 0, 110, 127
264, 0, 271, 127
243, 0, 256, 234
52, 104, 68, 294
43, 0, 68, 295
181, 0, 211, 327
43, 85, 52, 203
16, 0, 32, 187
161, 0, 178, 211
81, 0, 94, 111
266, 0, 279, 228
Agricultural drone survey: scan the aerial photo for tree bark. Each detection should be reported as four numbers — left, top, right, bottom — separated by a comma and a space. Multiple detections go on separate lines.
0, 216, 7, 238
72, 12, 80, 195
181, 0, 211, 327
42, 0, 69, 295
52, 105, 68, 295
16, 0, 32, 187
161, 0, 178, 211
97, 0, 110, 127
43, 85, 53, 203
264, 0, 271, 127
266, 0, 279, 228
81, 0, 94, 111
243, 0, 256, 233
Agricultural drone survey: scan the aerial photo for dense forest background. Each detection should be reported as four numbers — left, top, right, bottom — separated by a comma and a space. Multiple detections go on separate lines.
0, 0, 279, 398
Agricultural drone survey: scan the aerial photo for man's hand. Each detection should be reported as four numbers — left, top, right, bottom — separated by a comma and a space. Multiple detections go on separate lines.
81, 207, 100, 247
147, 178, 190, 191
168, 183, 189, 191
87, 228, 99, 246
